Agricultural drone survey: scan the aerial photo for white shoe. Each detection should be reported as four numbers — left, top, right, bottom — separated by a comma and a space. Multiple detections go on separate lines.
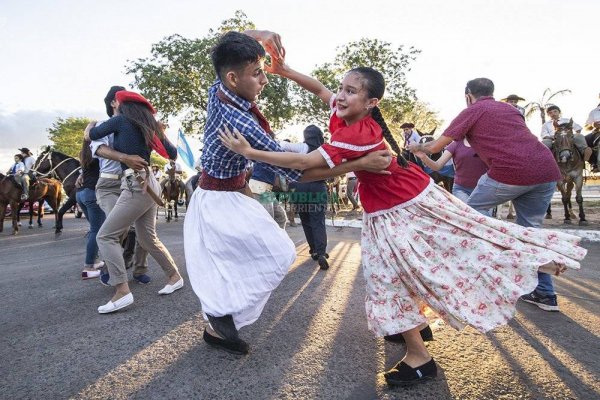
158, 278, 184, 295
92, 261, 105, 269
82, 269, 101, 280
98, 293, 134, 314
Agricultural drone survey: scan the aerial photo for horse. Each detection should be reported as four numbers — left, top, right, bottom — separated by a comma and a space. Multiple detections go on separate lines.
161, 168, 184, 222
32, 147, 81, 232
415, 133, 455, 192
0, 173, 23, 235
22, 177, 63, 232
552, 119, 587, 225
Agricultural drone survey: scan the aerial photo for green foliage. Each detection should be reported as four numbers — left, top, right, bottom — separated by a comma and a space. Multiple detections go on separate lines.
127, 11, 439, 143
126, 10, 295, 136
292, 39, 432, 131
150, 153, 168, 169
47, 117, 90, 158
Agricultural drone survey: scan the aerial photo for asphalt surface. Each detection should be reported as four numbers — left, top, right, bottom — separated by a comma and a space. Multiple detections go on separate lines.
0, 214, 599, 400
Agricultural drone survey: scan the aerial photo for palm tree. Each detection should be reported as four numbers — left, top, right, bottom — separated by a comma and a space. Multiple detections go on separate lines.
524, 88, 571, 124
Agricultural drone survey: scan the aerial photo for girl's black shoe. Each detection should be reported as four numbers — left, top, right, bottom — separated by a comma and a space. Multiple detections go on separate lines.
384, 358, 437, 386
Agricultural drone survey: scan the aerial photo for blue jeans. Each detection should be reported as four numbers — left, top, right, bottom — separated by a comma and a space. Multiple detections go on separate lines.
467, 174, 557, 295
77, 188, 106, 266
454, 183, 494, 215
452, 183, 474, 205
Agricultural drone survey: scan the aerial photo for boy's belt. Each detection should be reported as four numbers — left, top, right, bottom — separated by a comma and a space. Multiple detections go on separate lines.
100, 173, 120, 179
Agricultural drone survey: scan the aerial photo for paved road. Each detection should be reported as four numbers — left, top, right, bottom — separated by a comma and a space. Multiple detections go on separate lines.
1, 215, 599, 399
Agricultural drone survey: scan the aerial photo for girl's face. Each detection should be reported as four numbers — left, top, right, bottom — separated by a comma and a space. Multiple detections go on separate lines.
14, 156, 19, 163
335, 72, 378, 125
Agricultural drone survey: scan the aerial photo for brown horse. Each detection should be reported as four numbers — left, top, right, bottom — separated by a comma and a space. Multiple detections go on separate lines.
552, 119, 587, 225
22, 177, 64, 232
32, 147, 81, 232
0, 173, 23, 235
161, 168, 184, 222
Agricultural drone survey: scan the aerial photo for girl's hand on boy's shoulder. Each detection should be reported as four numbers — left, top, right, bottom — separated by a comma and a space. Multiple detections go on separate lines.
218, 125, 251, 156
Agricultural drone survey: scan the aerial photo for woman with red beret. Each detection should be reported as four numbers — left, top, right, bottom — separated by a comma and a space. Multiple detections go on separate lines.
84, 90, 184, 314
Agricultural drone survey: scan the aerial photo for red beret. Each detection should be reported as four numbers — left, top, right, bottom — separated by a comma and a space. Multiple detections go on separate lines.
115, 91, 156, 114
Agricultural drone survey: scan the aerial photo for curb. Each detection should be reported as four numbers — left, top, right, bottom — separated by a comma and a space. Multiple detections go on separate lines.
307, 219, 600, 242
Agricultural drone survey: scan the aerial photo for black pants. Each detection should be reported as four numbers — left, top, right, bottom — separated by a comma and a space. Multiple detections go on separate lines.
294, 181, 327, 256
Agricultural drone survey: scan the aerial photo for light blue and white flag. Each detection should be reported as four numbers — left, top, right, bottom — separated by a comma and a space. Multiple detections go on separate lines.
177, 129, 195, 169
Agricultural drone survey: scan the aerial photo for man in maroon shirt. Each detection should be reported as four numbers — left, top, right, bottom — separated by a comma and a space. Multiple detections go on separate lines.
409, 78, 562, 312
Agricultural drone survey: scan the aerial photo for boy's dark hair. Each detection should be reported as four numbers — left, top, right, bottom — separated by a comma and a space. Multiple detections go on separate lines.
349, 67, 408, 168
14, 154, 24, 161
465, 78, 494, 98
211, 31, 266, 81
546, 105, 561, 113
104, 85, 126, 117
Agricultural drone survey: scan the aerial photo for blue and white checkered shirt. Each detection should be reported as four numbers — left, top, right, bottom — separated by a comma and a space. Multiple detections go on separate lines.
201, 80, 302, 181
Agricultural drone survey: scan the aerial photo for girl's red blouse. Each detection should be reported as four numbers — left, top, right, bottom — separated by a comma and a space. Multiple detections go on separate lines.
318, 111, 430, 213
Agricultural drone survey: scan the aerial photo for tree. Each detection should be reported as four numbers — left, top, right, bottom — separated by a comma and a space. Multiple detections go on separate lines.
524, 88, 571, 124
126, 10, 295, 136
291, 38, 441, 144
47, 117, 90, 158
150, 153, 168, 170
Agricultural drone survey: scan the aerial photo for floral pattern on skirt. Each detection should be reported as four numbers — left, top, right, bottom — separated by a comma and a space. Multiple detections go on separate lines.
361, 183, 587, 336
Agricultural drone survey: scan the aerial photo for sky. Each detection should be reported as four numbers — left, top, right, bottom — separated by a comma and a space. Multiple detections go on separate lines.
1, 0, 598, 170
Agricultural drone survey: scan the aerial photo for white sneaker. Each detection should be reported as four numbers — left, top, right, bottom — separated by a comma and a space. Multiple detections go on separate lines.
158, 278, 184, 295
98, 293, 134, 314
82, 269, 101, 280
92, 261, 105, 269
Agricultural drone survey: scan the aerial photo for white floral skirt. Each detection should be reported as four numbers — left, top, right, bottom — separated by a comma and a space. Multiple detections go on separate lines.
184, 188, 296, 330
361, 182, 587, 336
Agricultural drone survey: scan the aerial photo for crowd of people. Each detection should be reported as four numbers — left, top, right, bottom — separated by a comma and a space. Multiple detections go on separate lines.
3, 28, 597, 388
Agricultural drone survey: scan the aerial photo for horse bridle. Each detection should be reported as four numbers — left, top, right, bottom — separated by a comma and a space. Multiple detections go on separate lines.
31, 150, 81, 183
553, 130, 577, 164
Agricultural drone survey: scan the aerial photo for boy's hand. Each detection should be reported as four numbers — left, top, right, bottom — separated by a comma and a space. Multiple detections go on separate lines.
360, 150, 392, 174
121, 154, 148, 171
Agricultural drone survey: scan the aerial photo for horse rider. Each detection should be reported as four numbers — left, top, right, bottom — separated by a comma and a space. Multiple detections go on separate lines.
18, 147, 36, 200
151, 165, 163, 180
584, 92, 600, 128
400, 122, 421, 149
7, 154, 28, 200
160, 159, 184, 192
585, 109, 600, 172
540, 105, 591, 162
501, 94, 526, 115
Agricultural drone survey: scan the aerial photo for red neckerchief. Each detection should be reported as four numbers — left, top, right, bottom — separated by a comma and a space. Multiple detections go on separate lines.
150, 134, 169, 159
216, 88, 272, 134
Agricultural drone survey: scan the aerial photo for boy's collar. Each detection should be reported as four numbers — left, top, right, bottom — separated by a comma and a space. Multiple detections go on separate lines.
218, 80, 252, 111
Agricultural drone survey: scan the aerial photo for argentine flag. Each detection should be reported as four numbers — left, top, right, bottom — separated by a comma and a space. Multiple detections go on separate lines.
177, 129, 195, 169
